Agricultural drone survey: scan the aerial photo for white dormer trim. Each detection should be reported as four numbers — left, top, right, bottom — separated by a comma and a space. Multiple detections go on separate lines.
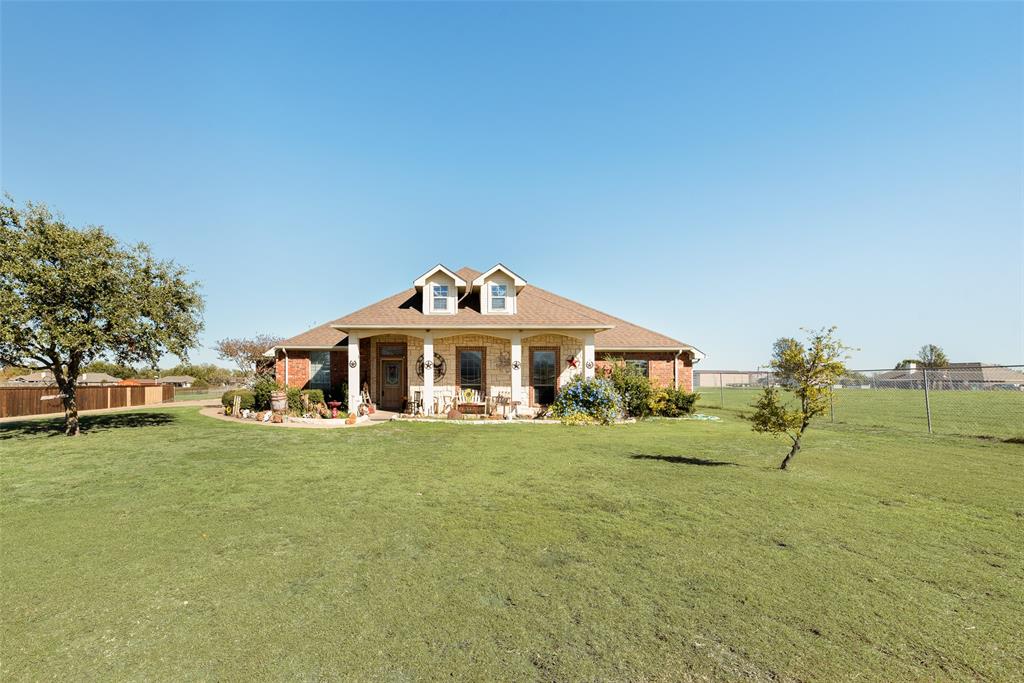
471, 263, 526, 291
414, 264, 467, 290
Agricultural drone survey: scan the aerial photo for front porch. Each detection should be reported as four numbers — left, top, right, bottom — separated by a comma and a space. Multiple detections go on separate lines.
344, 330, 598, 417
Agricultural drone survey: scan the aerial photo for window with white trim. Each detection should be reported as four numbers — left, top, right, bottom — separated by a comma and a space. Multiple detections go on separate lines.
432, 284, 449, 311
490, 283, 507, 311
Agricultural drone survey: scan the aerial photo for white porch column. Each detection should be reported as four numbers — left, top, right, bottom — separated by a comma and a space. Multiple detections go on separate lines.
347, 334, 361, 413
583, 333, 596, 379
422, 332, 434, 414
511, 333, 523, 405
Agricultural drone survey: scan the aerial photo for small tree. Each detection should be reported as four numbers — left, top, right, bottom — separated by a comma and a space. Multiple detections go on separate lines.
214, 335, 282, 379
916, 344, 949, 368
750, 327, 851, 470
0, 200, 204, 435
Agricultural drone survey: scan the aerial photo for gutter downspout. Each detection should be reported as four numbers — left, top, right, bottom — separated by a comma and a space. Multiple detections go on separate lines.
673, 350, 681, 390
283, 348, 289, 387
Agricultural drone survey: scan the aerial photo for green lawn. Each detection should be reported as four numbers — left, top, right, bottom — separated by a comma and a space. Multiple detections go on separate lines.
700, 386, 1024, 439
171, 389, 227, 402
2, 406, 1021, 680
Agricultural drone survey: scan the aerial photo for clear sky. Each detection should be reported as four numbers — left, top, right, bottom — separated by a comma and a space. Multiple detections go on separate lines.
2, 1, 1022, 370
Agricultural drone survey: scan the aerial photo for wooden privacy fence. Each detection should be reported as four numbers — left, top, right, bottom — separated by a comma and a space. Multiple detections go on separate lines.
0, 385, 173, 419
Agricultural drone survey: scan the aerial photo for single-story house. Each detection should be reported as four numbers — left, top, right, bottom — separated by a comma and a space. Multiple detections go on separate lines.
9, 371, 120, 386
265, 264, 704, 415
157, 375, 195, 388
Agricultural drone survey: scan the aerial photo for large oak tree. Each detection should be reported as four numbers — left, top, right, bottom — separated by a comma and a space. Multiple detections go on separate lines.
0, 200, 204, 435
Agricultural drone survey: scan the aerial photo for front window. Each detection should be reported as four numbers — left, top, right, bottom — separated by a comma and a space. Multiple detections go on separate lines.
432, 284, 449, 311
310, 351, 331, 389
458, 349, 484, 395
490, 283, 507, 311
532, 349, 557, 405
626, 359, 649, 377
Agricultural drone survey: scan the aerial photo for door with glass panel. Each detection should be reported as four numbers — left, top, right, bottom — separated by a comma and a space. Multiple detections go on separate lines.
530, 348, 558, 405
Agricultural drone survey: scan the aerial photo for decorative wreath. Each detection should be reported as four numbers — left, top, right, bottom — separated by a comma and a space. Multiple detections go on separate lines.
415, 352, 446, 380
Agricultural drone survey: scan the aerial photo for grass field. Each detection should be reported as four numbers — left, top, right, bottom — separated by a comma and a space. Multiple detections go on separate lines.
2, 405, 1022, 680
171, 389, 228, 402
699, 386, 1024, 439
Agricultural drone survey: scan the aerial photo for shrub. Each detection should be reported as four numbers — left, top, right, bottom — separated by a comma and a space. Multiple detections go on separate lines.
549, 375, 622, 425
286, 387, 303, 412
191, 378, 210, 389
602, 357, 653, 418
649, 387, 701, 417
221, 389, 255, 411
251, 375, 280, 410
301, 389, 325, 405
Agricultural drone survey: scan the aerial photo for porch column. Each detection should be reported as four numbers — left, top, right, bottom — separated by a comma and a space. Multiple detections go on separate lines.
422, 332, 434, 414
583, 333, 596, 379
511, 333, 523, 405
347, 334, 361, 413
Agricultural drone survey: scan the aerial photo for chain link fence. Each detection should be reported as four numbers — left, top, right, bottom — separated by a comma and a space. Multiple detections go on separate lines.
695, 364, 1024, 439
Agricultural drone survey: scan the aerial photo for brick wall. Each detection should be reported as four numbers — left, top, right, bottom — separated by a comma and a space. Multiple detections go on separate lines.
274, 349, 349, 392
594, 351, 694, 392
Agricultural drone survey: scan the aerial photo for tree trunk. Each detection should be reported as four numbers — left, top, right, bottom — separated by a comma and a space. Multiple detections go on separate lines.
780, 436, 801, 470
63, 385, 80, 436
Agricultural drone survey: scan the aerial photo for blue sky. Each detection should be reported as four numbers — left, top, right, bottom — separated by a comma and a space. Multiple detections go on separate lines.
2, 1, 1021, 369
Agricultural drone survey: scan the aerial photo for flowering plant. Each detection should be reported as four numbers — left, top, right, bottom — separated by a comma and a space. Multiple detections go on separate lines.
549, 375, 623, 425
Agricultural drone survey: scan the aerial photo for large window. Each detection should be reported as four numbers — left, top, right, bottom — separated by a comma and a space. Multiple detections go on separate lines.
626, 359, 649, 377
490, 283, 507, 311
309, 351, 331, 389
531, 348, 557, 405
432, 284, 449, 311
458, 348, 484, 394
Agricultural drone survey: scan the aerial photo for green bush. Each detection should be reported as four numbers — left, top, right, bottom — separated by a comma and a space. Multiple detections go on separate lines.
221, 389, 255, 411
549, 375, 622, 425
251, 375, 279, 411
649, 387, 701, 417
191, 378, 210, 389
286, 387, 303, 412
602, 357, 653, 418
301, 389, 325, 405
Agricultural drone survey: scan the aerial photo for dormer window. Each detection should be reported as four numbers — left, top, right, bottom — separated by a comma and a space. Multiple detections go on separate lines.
490, 284, 507, 311
432, 284, 449, 311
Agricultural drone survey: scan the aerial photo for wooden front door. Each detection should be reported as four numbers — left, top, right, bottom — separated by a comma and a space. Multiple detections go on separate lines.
379, 358, 405, 410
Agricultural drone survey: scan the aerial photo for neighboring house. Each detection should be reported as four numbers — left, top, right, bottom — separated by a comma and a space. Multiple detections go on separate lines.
266, 264, 704, 415
872, 362, 1024, 390
9, 370, 55, 385
157, 375, 195, 388
7, 371, 120, 385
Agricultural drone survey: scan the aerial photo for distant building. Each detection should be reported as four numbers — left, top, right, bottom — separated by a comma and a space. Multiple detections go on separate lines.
694, 370, 770, 388
157, 375, 195, 388
9, 370, 120, 386
872, 363, 1024, 390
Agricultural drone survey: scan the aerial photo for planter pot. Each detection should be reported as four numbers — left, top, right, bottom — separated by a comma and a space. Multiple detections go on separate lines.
270, 390, 287, 412
346, 413, 357, 425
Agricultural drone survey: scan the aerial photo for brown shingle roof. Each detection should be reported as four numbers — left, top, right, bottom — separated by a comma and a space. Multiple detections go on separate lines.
272, 265, 699, 353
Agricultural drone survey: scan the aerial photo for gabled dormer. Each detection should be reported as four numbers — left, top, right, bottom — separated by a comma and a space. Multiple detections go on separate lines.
472, 264, 527, 315
413, 264, 467, 315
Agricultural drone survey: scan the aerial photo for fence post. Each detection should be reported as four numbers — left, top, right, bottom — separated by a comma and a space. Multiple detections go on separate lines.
719, 373, 724, 408
923, 368, 933, 434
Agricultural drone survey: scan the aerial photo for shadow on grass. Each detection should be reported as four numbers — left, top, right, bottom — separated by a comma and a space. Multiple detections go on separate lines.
0, 411, 177, 439
630, 453, 739, 467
